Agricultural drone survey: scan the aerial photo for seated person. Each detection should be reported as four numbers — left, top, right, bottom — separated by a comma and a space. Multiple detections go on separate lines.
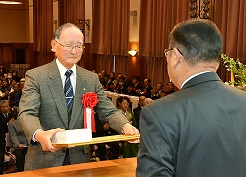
151, 83, 164, 100
8, 119, 28, 172
133, 95, 147, 129
92, 114, 120, 161
165, 81, 175, 95
9, 84, 20, 108
117, 96, 139, 158
126, 85, 135, 96
0, 100, 16, 123
132, 76, 143, 96
0, 79, 11, 100
105, 82, 115, 92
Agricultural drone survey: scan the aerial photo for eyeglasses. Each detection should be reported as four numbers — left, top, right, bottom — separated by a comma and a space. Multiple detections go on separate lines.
164, 48, 173, 57
54, 39, 85, 52
164, 48, 183, 57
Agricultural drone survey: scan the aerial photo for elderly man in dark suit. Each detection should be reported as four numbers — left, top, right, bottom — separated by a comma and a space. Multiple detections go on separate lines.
18, 23, 139, 171
137, 19, 246, 177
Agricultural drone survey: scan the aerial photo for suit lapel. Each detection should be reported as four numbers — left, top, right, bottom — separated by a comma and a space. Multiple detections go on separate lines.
69, 66, 88, 129
47, 60, 69, 129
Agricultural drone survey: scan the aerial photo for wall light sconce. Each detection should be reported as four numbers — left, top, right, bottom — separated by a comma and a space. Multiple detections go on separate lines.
0, 0, 22, 4
128, 50, 138, 56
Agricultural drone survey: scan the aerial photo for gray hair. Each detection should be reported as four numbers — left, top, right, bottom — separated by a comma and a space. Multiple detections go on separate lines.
0, 100, 9, 107
169, 19, 222, 66
53, 23, 82, 40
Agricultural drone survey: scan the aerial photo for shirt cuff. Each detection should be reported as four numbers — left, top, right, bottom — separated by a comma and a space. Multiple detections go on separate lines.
121, 123, 129, 134
32, 129, 42, 142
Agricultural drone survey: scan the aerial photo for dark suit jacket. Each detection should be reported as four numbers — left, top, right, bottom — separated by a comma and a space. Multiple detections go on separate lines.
0, 115, 8, 145
137, 72, 246, 177
133, 106, 142, 129
0, 111, 16, 123
18, 60, 129, 170
143, 85, 153, 98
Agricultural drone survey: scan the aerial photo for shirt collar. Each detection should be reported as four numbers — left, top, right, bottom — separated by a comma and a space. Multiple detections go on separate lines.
56, 58, 76, 77
181, 71, 211, 88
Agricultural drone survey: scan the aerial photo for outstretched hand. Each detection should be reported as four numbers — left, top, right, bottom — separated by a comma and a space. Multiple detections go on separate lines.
35, 128, 65, 152
122, 123, 140, 143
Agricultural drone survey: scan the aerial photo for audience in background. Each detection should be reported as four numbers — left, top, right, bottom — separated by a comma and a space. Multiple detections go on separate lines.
132, 76, 143, 96
145, 98, 154, 105
165, 81, 175, 95
0, 79, 11, 100
92, 113, 120, 161
9, 84, 20, 108
7, 73, 12, 85
0, 102, 8, 175
98, 72, 106, 88
0, 64, 6, 78
151, 83, 164, 100
103, 74, 110, 89
0, 65, 26, 174
105, 82, 115, 92
143, 78, 153, 98
11, 70, 20, 83
123, 73, 131, 88
133, 95, 147, 129
8, 119, 28, 172
0, 100, 16, 123
116, 76, 130, 94
117, 96, 139, 158
109, 72, 116, 86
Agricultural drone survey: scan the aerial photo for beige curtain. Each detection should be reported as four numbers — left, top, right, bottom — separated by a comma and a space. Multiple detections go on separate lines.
115, 56, 128, 75
0, 43, 13, 72
33, 0, 54, 66
58, 0, 85, 26
145, 56, 168, 90
92, 0, 130, 73
93, 54, 114, 74
58, 0, 85, 67
139, 0, 189, 90
214, 0, 246, 82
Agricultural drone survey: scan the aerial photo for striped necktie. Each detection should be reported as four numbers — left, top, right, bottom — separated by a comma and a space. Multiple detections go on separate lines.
64, 70, 74, 109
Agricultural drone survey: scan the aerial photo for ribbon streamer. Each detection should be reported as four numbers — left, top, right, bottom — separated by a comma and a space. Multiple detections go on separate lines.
82, 92, 98, 133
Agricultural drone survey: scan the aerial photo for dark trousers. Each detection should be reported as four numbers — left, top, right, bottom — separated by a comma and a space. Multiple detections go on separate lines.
97, 142, 119, 161
62, 149, 71, 166
13, 147, 27, 172
0, 144, 5, 175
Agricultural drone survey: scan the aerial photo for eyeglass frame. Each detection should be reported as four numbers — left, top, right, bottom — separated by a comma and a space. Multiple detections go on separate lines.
164, 48, 183, 57
54, 39, 85, 52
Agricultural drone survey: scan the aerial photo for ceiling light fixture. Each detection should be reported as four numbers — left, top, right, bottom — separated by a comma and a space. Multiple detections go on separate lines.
0, 1, 23, 5
128, 50, 138, 57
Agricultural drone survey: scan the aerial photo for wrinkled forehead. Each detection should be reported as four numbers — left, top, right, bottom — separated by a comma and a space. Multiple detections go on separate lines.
59, 27, 84, 43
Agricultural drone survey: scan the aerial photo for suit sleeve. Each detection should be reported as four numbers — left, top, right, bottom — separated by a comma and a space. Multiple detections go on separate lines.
136, 106, 176, 177
8, 122, 20, 149
18, 70, 43, 143
92, 73, 129, 133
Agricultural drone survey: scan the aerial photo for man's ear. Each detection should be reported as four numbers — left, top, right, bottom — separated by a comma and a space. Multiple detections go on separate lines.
172, 48, 183, 68
51, 39, 57, 52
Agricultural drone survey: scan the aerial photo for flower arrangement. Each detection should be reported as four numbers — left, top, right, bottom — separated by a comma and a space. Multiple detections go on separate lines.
222, 54, 246, 91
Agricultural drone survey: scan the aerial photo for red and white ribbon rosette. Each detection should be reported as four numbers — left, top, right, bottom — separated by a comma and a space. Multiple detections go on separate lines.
82, 92, 99, 132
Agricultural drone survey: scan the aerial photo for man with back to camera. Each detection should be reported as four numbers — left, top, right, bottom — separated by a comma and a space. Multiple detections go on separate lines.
18, 23, 139, 170
137, 19, 246, 177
